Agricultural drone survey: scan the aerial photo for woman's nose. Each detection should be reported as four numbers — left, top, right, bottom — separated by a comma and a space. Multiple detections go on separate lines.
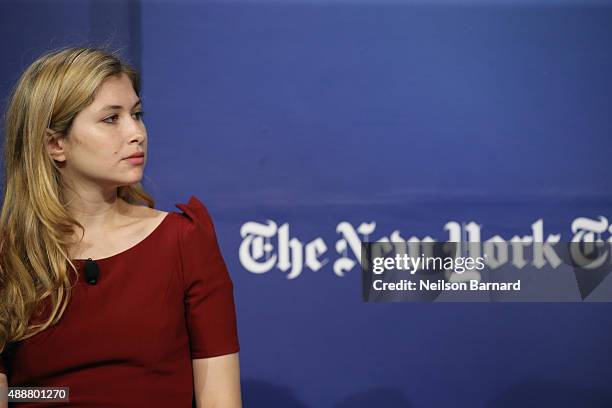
126, 117, 146, 143
130, 130, 145, 144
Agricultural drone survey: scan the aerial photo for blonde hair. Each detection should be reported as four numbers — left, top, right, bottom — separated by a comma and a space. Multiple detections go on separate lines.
0, 46, 155, 353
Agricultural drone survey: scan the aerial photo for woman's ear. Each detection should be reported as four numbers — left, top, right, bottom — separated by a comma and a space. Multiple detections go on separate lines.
45, 128, 66, 164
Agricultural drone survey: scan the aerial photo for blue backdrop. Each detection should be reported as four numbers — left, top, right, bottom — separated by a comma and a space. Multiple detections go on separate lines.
1, 0, 612, 406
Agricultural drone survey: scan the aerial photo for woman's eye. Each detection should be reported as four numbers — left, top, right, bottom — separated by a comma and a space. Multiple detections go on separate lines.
103, 114, 119, 124
102, 112, 144, 124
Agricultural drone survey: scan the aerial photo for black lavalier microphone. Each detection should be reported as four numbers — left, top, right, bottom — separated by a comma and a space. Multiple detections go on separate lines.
84, 258, 100, 285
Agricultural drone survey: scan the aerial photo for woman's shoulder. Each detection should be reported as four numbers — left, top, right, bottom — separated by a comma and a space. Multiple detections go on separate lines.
124, 196, 213, 231
126, 195, 218, 246
173, 195, 215, 230
172, 196, 231, 290
126, 196, 214, 239
172, 196, 221, 253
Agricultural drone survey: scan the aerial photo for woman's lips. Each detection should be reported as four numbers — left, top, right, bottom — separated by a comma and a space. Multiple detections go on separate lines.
124, 156, 145, 165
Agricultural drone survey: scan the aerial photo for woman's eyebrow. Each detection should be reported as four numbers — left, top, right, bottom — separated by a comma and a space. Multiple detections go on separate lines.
98, 99, 141, 112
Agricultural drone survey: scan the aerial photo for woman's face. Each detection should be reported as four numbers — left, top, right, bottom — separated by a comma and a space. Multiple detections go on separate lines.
50, 73, 147, 192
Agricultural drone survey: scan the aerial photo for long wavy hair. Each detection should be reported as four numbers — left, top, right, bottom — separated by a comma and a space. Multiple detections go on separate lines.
0, 46, 155, 354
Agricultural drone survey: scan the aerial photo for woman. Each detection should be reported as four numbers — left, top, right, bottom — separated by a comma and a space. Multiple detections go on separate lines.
0, 47, 242, 407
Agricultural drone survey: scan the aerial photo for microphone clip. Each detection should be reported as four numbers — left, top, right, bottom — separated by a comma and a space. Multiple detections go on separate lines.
84, 257, 100, 285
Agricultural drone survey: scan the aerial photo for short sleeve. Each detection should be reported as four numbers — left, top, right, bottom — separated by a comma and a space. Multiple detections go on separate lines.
175, 196, 240, 359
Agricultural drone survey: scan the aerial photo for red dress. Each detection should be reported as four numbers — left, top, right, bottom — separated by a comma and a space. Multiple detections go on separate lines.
0, 196, 240, 407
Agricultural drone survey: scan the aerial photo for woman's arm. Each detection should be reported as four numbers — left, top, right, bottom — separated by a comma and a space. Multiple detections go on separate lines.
192, 352, 241, 408
0, 373, 7, 408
